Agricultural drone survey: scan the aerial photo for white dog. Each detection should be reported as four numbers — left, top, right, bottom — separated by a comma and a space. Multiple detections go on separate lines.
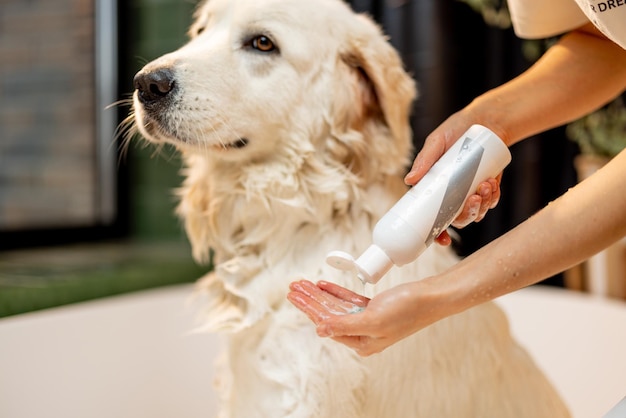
130, 0, 570, 416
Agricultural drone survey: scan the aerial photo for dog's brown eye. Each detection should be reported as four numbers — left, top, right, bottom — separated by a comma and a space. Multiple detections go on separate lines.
189, 25, 205, 38
252, 35, 275, 52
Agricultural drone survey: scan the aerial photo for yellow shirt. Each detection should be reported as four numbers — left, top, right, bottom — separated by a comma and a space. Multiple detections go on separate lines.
507, 0, 626, 49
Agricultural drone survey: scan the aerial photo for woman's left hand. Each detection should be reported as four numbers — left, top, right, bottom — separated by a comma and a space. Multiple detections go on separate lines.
287, 279, 443, 356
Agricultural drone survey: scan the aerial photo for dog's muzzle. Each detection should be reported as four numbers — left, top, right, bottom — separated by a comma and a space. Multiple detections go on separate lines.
134, 67, 177, 110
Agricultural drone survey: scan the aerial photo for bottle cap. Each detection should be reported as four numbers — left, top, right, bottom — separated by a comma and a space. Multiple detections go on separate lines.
326, 245, 393, 284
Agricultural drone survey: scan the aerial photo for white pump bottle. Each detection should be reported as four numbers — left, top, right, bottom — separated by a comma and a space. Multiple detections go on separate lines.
326, 124, 512, 284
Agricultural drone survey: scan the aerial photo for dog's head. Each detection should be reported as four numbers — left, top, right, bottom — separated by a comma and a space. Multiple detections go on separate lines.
129, 0, 420, 330
131, 0, 416, 183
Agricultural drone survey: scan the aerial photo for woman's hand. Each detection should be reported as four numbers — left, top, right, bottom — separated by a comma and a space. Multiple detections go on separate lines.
287, 279, 449, 356
405, 117, 504, 245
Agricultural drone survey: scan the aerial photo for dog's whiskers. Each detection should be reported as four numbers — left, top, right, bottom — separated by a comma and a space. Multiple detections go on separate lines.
111, 99, 139, 165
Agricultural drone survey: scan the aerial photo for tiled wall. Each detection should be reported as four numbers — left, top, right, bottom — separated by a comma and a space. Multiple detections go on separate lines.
0, 0, 97, 230
0, 0, 198, 239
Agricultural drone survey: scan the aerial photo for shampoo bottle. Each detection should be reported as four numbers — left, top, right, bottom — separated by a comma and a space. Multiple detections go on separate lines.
326, 124, 512, 284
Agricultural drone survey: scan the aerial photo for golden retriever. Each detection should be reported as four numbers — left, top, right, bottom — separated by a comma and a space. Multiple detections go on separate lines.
129, 0, 570, 416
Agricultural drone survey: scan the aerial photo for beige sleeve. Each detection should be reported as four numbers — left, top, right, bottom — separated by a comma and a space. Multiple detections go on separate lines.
507, 0, 589, 39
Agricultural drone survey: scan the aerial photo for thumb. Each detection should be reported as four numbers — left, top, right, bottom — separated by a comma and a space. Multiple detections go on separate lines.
404, 136, 446, 185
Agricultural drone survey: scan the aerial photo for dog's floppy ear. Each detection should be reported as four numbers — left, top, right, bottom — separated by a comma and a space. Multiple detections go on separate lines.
337, 14, 417, 175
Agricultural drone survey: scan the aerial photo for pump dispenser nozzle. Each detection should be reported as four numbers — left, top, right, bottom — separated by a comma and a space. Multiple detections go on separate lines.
326, 125, 511, 285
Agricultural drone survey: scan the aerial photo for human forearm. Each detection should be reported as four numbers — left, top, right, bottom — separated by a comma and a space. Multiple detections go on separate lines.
405, 23, 626, 231
463, 23, 626, 146
439, 149, 626, 313
405, 23, 626, 204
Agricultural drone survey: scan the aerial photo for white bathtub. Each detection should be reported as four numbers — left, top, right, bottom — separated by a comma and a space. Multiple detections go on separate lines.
1, 284, 625, 418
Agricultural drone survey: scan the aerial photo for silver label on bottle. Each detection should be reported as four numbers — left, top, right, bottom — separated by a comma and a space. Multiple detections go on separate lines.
425, 137, 484, 245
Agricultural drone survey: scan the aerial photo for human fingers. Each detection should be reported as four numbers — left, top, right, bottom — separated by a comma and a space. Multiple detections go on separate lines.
488, 176, 502, 209
287, 286, 334, 325
450, 194, 481, 228
316, 315, 390, 356
288, 280, 365, 316
404, 135, 446, 185
476, 182, 492, 222
316, 280, 370, 307
434, 230, 452, 246
472, 177, 502, 222
404, 120, 473, 186
449, 175, 503, 228
287, 287, 380, 354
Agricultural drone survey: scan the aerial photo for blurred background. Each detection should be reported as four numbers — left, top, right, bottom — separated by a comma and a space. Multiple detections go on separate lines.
0, 0, 624, 317
0, 0, 205, 316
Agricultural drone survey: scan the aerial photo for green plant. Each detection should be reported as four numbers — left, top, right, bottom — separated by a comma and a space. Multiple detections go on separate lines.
566, 97, 626, 158
459, 0, 510, 29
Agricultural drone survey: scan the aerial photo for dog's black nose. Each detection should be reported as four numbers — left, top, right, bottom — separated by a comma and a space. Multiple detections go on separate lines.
134, 68, 176, 104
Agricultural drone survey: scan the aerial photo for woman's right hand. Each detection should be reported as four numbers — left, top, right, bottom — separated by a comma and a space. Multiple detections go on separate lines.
405, 115, 504, 244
